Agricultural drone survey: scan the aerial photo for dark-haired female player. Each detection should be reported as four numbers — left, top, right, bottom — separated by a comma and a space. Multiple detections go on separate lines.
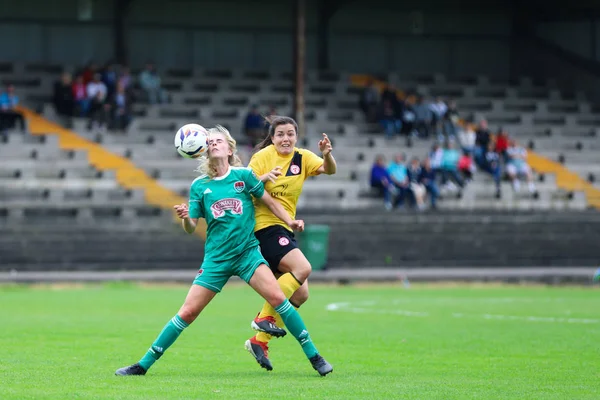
245, 116, 337, 371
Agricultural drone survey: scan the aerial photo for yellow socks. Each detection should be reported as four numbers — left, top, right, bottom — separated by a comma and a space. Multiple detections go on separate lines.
255, 273, 301, 342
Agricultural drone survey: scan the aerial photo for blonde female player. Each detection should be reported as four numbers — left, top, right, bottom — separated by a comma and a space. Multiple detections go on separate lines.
245, 116, 337, 371
115, 125, 333, 377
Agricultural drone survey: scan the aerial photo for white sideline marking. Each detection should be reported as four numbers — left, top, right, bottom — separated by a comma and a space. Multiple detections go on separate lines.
389, 297, 566, 304
326, 302, 599, 325
481, 314, 599, 324
326, 302, 428, 317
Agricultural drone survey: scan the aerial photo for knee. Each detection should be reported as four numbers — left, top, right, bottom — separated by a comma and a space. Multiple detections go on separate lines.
178, 304, 201, 324
293, 263, 311, 282
266, 291, 287, 308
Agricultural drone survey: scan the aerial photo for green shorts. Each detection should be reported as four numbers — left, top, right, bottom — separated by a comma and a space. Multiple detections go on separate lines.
193, 245, 268, 293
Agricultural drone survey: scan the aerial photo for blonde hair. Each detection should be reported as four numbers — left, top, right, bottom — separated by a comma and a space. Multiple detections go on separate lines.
195, 125, 243, 179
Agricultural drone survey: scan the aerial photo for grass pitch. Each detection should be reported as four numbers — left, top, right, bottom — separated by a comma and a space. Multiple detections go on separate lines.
2, 282, 599, 399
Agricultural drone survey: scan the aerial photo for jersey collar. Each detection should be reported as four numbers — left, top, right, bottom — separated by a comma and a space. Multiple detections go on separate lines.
213, 166, 231, 181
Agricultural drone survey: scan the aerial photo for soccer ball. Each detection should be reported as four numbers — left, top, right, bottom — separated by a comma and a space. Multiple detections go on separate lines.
174, 124, 209, 158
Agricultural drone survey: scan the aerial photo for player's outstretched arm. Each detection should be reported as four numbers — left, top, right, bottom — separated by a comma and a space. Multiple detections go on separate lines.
317, 133, 337, 175
173, 203, 198, 234
258, 192, 305, 232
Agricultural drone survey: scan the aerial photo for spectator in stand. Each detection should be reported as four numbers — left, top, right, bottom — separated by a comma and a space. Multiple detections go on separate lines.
81, 61, 98, 85
139, 62, 168, 104
443, 99, 460, 138
483, 142, 502, 199
495, 127, 510, 161
458, 150, 475, 183
506, 140, 537, 195
88, 91, 110, 132
387, 153, 410, 208
118, 66, 133, 92
72, 74, 89, 116
429, 142, 444, 178
53, 72, 74, 121
429, 97, 448, 139
400, 97, 415, 136
87, 73, 107, 104
395, 97, 408, 135
413, 96, 433, 138
407, 157, 425, 210
475, 119, 491, 167
244, 104, 264, 147
378, 99, 402, 139
459, 123, 477, 154
359, 80, 380, 123
102, 60, 119, 99
380, 84, 397, 105
419, 158, 439, 210
0, 84, 26, 132
370, 154, 393, 210
381, 84, 408, 136
430, 97, 447, 118
110, 81, 133, 132
441, 140, 464, 191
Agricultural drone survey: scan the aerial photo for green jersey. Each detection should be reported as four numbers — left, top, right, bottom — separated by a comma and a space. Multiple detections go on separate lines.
188, 166, 265, 262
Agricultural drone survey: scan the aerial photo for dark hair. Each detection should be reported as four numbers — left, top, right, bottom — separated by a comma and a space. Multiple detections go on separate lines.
254, 115, 298, 152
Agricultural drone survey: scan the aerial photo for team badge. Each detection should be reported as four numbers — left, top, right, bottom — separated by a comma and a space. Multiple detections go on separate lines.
278, 236, 290, 246
197, 268, 204, 276
290, 165, 300, 175
234, 181, 245, 193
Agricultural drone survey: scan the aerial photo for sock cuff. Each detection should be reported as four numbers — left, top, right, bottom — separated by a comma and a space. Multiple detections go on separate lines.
275, 299, 293, 315
290, 300, 301, 309
287, 272, 303, 286
172, 315, 189, 331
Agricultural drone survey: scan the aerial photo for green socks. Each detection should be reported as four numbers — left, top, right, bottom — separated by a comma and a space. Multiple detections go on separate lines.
275, 299, 318, 359
139, 315, 189, 370
136, 301, 316, 371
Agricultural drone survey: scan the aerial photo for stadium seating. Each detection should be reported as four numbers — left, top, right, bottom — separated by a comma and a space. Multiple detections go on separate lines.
89, 69, 598, 210
1, 62, 600, 215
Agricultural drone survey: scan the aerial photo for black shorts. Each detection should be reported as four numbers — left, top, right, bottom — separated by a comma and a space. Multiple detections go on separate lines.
255, 225, 298, 273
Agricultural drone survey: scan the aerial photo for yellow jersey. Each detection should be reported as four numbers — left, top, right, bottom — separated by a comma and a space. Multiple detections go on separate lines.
249, 145, 324, 231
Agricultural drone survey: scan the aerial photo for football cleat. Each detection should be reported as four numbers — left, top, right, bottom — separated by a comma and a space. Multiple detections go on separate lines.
245, 337, 273, 371
115, 363, 147, 376
251, 315, 287, 338
309, 354, 333, 376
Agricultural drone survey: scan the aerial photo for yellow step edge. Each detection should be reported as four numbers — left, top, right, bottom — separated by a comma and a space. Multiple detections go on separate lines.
16, 106, 207, 238
527, 152, 600, 209
349, 74, 600, 210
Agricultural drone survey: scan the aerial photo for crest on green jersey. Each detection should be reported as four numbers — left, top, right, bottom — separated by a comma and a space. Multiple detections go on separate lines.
234, 181, 245, 193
